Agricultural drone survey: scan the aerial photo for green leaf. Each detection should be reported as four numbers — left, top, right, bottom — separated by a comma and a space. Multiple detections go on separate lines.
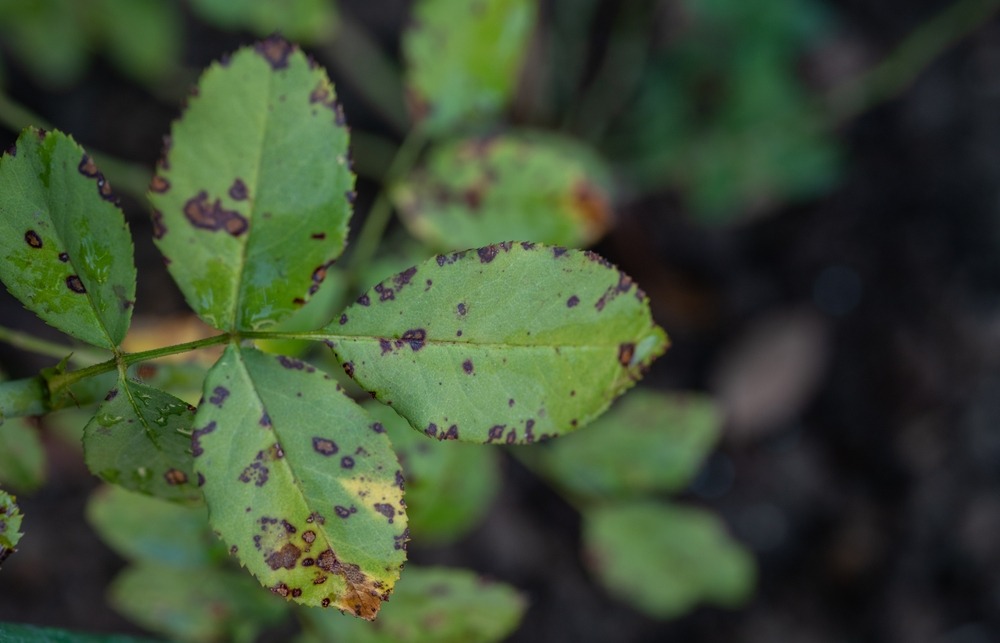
193, 344, 407, 618
0, 128, 136, 349
82, 378, 201, 502
94, 0, 182, 84
365, 402, 499, 543
302, 566, 526, 643
86, 485, 224, 567
110, 563, 287, 643
0, 622, 155, 643
150, 38, 354, 332
583, 501, 756, 619
402, 0, 536, 135
0, 0, 90, 87
0, 418, 46, 492
326, 243, 668, 444
0, 488, 22, 567
528, 391, 721, 497
189, 0, 338, 43
394, 132, 614, 250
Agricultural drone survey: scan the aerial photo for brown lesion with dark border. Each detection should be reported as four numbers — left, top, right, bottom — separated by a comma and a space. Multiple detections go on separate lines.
183, 191, 248, 236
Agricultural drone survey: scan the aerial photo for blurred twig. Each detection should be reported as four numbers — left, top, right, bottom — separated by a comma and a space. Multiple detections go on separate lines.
829, 0, 1000, 122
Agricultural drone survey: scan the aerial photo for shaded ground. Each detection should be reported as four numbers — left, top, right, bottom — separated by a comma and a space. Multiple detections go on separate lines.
3, 1, 1000, 642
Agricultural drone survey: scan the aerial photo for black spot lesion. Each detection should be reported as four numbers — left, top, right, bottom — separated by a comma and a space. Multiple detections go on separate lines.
191, 421, 217, 457
373, 503, 396, 524
208, 386, 229, 407
151, 210, 167, 239
255, 36, 294, 70
66, 275, 86, 294
149, 175, 170, 193
312, 437, 338, 456
183, 190, 248, 236
24, 230, 42, 248
618, 342, 636, 368
228, 178, 248, 200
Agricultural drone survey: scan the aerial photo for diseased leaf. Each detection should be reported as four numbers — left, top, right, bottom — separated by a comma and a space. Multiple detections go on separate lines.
302, 566, 526, 643
527, 391, 721, 497
0, 128, 136, 349
193, 344, 407, 618
403, 0, 535, 135
190, 0, 338, 43
110, 563, 287, 643
326, 243, 668, 444
0, 418, 46, 492
83, 379, 201, 502
395, 132, 614, 250
150, 38, 354, 332
0, 488, 23, 568
86, 485, 223, 567
365, 402, 499, 542
583, 501, 755, 619
0, 622, 154, 643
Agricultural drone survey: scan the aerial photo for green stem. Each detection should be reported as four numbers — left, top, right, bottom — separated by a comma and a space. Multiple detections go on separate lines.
0, 325, 107, 366
342, 128, 427, 285
828, 0, 1000, 122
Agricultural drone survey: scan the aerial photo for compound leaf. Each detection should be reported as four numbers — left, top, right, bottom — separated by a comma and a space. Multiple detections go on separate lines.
150, 38, 354, 332
395, 132, 614, 250
326, 243, 668, 444
110, 563, 287, 643
528, 391, 722, 497
83, 378, 201, 502
0, 488, 22, 568
0, 128, 136, 349
86, 485, 223, 567
193, 344, 406, 618
583, 501, 755, 619
302, 566, 526, 643
403, 0, 535, 135
365, 402, 499, 543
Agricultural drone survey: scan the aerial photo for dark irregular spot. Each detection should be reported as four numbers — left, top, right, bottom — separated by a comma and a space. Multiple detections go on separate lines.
401, 328, 426, 351
266, 543, 302, 571
567, 295, 580, 308
478, 245, 498, 263
255, 36, 294, 70
149, 175, 170, 193
373, 503, 395, 523
78, 154, 99, 178
208, 386, 229, 407
618, 342, 636, 368
105, 389, 118, 401
191, 421, 217, 457
58, 252, 69, 262
24, 230, 42, 248
183, 190, 248, 236
340, 456, 354, 469
66, 275, 86, 294
553, 246, 568, 257
335, 505, 351, 518
425, 423, 438, 438
443, 425, 459, 440
312, 437, 338, 456
228, 178, 248, 200
462, 359, 474, 374
311, 232, 326, 240
371, 422, 385, 434
487, 425, 505, 443
164, 469, 188, 485
357, 293, 370, 306
151, 210, 167, 239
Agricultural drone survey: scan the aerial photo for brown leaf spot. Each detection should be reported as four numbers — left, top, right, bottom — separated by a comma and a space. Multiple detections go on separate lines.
164, 469, 188, 485
151, 210, 167, 239
191, 421, 217, 457
567, 295, 580, 308
401, 328, 426, 351
487, 425, 505, 443
478, 245, 498, 263
462, 359, 474, 374
78, 154, 99, 178
149, 175, 170, 193
618, 342, 635, 367
58, 252, 69, 262
24, 230, 42, 248
255, 36, 294, 70
312, 437, 338, 456
443, 425, 459, 440
340, 456, 354, 469
373, 503, 396, 524
183, 191, 248, 236
228, 178, 248, 200
66, 275, 86, 294
303, 530, 316, 544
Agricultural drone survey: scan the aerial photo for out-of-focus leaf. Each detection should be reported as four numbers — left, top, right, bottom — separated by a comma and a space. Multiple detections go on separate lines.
0, 418, 45, 492
94, 0, 181, 83
0, 129, 136, 349
528, 391, 721, 497
193, 345, 406, 618
0, 488, 22, 567
190, 0, 338, 43
583, 501, 755, 618
326, 243, 668, 444
301, 566, 526, 643
395, 132, 614, 250
0, 0, 89, 87
0, 622, 155, 643
86, 485, 223, 567
365, 402, 499, 542
82, 379, 201, 502
110, 563, 287, 643
402, 0, 535, 135
150, 38, 354, 332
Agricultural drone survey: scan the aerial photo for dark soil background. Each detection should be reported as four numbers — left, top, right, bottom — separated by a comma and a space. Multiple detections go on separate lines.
3, 1, 1000, 642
